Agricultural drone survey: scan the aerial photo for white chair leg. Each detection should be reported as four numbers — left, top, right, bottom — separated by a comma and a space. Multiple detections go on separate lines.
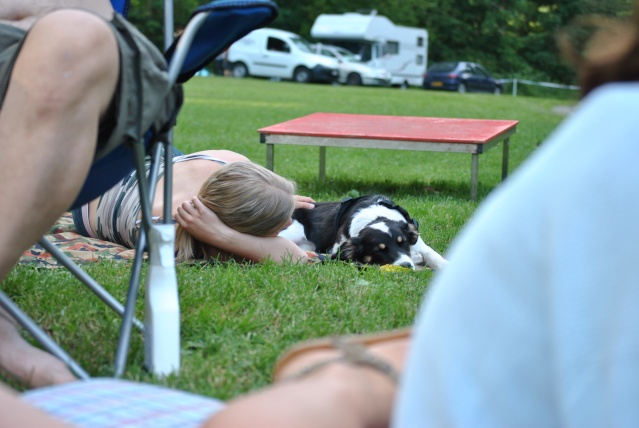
143, 224, 180, 376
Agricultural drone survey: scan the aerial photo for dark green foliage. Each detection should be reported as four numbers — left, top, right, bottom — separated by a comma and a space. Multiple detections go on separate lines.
124, 0, 634, 84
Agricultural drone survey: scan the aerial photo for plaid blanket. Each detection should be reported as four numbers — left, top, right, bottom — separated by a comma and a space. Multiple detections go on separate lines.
19, 213, 325, 268
19, 213, 136, 268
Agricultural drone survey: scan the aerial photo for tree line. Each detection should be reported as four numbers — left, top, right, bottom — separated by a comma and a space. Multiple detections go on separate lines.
129, 0, 633, 85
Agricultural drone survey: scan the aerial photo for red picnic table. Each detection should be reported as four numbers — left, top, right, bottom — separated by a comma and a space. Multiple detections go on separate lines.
258, 112, 519, 200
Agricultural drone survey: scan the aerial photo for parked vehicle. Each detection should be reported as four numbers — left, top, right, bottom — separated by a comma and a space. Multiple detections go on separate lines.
312, 43, 391, 86
227, 28, 339, 83
310, 11, 428, 88
423, 61, 502, 94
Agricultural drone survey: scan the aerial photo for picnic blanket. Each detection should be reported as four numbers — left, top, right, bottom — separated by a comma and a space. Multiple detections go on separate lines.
19, 213, 136, 268
19, 213, 325, 268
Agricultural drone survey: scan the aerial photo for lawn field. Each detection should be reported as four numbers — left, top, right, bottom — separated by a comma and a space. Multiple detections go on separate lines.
2, 77, 573, 397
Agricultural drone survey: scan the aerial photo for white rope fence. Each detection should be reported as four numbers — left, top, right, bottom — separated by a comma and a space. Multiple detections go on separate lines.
499, 78, 580, 96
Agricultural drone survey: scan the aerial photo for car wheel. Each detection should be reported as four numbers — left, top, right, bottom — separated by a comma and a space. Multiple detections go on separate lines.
293, 66, 311, 83
346, 73, 362, 86
494, 86, 502, 95
457, 83, 467, 93
232, 62, 248, 78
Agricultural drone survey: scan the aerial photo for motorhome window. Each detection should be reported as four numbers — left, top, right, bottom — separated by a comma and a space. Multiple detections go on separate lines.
384, 41, 399, 55
267, 37, 290, 53
417, 37, 424, 47
416, 55, 424, 65
291, 36, 313, 53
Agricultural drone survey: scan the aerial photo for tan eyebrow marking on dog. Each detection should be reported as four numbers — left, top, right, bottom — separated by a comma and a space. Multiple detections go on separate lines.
364, 256, 372, 263
397, 236, 403, 243
379, 243, 386, 250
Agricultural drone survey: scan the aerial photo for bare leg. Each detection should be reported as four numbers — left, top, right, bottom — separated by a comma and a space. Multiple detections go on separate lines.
0, 10, 119, 386
205, 335, 409, 428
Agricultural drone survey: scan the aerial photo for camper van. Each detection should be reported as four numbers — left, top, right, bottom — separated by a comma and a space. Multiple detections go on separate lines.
227, 28, 339, 83
311, 11, 428, 87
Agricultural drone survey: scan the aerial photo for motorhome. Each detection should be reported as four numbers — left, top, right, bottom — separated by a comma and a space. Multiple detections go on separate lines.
311, 11, 428, 87
227, 28, 339, 83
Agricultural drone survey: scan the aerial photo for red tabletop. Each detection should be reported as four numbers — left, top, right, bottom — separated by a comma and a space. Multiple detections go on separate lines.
259, 112, 519, 145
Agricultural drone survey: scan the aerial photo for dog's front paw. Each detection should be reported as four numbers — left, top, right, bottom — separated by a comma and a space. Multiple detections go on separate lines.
411, 252, 425, 267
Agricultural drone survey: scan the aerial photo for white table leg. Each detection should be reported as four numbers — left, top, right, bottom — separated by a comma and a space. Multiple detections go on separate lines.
502, 137, 510, 180
266, 144, 274, 171
470, 153, 479, 201
319, 146, 326, 181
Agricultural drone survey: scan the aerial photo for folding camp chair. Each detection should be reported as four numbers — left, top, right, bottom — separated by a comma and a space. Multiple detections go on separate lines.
0, 0, 278, 378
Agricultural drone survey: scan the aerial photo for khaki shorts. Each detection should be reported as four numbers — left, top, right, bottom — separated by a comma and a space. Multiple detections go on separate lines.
0, 12, 182, 161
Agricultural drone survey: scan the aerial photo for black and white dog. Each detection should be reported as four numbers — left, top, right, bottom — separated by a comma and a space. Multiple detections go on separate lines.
279, 195, 447, 270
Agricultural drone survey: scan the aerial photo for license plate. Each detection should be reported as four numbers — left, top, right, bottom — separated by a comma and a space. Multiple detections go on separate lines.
431, 81, 443, 87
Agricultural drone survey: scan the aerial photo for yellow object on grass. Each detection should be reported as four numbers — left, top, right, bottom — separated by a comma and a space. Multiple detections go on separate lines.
380, 265, 411, 272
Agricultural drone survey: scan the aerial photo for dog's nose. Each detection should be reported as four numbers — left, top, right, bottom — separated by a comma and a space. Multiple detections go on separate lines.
398, 261, 413, 268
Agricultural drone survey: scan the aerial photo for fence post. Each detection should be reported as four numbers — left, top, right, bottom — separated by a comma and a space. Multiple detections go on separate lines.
513, 78, 518, 97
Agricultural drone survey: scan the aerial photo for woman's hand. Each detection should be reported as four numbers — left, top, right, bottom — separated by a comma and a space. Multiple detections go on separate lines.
294, 195, 315, 210
175, 196, 233, 244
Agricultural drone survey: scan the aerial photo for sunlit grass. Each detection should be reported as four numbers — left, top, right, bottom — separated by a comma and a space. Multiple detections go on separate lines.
2, 76, 574, 396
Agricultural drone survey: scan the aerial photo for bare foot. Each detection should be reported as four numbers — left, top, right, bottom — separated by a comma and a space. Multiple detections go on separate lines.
0, 308, 76, 388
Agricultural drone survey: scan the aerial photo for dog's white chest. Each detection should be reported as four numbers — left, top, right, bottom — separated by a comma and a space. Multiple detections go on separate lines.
278, 220, 316, 251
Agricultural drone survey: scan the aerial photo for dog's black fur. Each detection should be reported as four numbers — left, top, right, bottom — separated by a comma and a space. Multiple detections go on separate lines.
279, 195, 447, 270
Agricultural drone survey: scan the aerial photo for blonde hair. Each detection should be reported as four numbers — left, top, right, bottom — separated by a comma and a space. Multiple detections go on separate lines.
175, 162, 296, 261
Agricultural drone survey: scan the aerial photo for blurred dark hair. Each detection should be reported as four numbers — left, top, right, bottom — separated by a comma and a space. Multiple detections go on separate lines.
558, 1, 639, 97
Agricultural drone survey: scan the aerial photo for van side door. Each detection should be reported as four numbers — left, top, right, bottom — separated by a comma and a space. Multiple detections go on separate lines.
251, 36, 292, 78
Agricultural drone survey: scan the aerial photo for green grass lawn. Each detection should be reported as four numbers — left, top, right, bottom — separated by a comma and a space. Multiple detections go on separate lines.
2, 77, 572, 397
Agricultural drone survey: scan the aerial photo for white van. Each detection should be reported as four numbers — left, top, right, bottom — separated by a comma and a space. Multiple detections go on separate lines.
227, 28, 339, 83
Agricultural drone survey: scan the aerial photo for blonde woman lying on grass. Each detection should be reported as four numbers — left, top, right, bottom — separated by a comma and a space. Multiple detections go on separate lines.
71, 149, 315, 264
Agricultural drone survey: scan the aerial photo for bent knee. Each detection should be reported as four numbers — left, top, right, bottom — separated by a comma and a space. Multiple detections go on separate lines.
20, 10, 119, 108
27, 10, 118, 77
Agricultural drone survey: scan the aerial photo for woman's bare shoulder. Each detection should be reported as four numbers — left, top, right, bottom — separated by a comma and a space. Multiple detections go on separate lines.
191, 150, 250, 163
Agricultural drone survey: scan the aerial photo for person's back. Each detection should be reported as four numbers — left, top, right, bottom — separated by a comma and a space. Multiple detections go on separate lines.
393, 82, 639, 427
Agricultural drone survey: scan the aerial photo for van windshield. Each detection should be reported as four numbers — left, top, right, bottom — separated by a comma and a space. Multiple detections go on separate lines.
291, 36, 313, 53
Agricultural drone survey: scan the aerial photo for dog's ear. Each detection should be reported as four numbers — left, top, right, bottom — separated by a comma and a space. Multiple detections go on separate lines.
335, 237, 361, 261
406, 222, 419, 245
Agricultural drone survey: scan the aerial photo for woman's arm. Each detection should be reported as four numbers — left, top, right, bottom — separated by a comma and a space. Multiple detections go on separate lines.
175, 197, 308, 264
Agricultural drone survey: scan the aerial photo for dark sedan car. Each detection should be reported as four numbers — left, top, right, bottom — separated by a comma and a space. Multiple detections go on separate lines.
423, 61, 502, 94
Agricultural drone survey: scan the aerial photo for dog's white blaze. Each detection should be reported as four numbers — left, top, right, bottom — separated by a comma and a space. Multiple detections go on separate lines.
368, 221, 391, 235
278, 220, 316, 251
348, 206, 405, 237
